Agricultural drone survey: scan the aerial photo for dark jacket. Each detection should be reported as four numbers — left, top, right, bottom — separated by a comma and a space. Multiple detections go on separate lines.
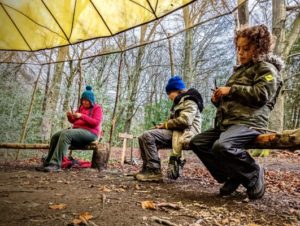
214, 54, 284, 128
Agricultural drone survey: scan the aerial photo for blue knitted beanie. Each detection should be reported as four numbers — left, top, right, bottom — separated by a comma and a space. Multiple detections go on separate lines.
165, 76, 186, 94
81, 85, 95, 105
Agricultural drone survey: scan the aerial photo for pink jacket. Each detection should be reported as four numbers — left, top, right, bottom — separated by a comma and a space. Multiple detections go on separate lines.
67, 104, 103, 137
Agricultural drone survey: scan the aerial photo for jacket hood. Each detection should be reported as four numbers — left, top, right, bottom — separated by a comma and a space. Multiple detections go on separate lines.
172, 88, 204, 112
259, 54, 285, 72
235, 54, 285, 72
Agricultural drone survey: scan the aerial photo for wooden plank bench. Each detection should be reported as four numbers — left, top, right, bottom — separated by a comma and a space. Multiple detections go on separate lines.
0, 142, 109, 170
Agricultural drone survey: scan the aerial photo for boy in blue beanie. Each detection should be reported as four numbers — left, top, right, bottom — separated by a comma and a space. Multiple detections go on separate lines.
136, 76, 203, 182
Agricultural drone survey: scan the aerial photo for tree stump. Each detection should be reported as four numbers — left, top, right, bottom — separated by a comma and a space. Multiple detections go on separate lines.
91, 143, 109, 170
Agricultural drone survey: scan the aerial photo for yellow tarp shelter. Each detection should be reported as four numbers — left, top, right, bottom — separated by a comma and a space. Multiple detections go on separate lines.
0, 0, 195, 51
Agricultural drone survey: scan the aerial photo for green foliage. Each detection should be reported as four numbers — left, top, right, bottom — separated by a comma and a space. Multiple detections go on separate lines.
249, 149, 270, 157
0, 65, 31, 143
201, 103, 216, 131
144, 99, 172, 130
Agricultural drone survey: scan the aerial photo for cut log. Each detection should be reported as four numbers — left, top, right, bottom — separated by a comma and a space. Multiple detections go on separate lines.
247, 129, 300, 150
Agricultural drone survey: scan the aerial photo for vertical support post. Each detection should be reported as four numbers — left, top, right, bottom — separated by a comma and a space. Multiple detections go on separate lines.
119, 133, 133, 165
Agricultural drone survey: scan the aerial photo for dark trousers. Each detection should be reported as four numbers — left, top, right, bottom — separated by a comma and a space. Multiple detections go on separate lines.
138, 129, 173, 169
190, 125, 262, 188
46, 128, 97, 167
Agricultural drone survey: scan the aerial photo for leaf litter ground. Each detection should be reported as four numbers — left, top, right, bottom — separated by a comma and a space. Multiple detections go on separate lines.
0, 149, 299, 226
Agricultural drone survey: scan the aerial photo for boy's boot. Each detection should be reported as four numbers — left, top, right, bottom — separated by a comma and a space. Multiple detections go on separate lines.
247, 166, 265, 199
136, 167, 163, 182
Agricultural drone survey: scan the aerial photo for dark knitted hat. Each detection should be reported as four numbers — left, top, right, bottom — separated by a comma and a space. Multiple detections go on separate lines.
81, 85, 95, 105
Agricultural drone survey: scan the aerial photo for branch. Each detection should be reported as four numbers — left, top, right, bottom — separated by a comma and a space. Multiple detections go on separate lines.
286, 5, 300, 11
284, 72, 300, 81
284, 13, 300, 58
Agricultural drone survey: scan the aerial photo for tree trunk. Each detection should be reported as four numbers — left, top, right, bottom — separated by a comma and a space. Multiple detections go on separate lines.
40, 46, 68, 141
237, 0, 249, 28
108, 53, 123, 158
123, 45, 145, 133
269, 0, 287, 132
77, 60, 83, 109
62, 60, 78, 128
182, 7, 193, 87
16, 66, 43, 159
167, 37, 175, 76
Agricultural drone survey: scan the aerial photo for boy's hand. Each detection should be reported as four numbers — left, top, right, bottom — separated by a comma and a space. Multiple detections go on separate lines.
212, 87, 231, 101
155, 123, 165, 129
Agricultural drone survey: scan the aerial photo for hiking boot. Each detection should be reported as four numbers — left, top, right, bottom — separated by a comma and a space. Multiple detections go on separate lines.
35, 159, 49, 172
43, 163, 62, 173
135, 167, 163, 182
133, 166, 147, 179
247, 166, 265, 200
219, 179, 240, 196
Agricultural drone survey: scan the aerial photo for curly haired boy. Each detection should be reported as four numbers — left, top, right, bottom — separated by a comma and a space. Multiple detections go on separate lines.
190, 25, 284, 199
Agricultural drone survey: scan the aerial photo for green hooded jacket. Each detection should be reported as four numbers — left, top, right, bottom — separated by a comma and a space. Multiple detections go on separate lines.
214, 54, 284, 129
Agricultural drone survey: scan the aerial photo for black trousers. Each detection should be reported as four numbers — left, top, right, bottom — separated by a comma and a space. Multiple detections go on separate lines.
190, 125, 262, 188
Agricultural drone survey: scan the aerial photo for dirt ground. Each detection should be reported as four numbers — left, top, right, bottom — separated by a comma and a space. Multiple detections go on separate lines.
0, 148, 299, 226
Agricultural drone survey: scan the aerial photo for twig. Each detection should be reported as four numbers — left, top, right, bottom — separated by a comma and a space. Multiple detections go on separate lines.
102, 194, 106, 208
151, 216, 178, 226
89, 221, 99, 226
156, 202, 180, 210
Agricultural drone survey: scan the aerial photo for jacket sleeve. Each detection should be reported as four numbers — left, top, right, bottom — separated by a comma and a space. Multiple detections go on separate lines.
67, 115, 76, 123
80, 106, 103, 127
229, 65, 278, 107
165, 100, 198, 130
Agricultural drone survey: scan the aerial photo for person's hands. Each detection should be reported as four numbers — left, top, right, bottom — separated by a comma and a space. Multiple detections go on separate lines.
212, 87, 231, 101
155, 123, 165, 129
66, 111, 73, 117
73, 113, 82, 118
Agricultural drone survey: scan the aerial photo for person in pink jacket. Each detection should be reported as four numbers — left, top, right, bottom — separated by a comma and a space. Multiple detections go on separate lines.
36, 86, 103, 172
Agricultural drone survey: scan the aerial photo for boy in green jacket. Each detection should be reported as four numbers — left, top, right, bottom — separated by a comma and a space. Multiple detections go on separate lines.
190, 25, 283, 199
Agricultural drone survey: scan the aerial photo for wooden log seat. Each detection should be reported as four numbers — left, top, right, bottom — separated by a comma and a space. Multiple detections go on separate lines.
0, 142, 109, 170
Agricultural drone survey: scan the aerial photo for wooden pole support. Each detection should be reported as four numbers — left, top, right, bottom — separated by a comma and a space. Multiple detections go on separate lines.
119, 133, 134, 165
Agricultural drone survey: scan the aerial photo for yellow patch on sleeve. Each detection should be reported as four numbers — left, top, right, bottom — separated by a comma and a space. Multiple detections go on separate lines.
264, 73, 273, 82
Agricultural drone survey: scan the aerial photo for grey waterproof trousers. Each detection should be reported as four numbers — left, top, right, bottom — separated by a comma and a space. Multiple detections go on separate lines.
46, 128, 98, 167
138, 129, 173, 169
190, 125, 262, 188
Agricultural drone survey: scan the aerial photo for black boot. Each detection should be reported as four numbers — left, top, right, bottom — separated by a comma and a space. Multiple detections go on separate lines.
247, 166, 265, 199
220, 178, 240, 196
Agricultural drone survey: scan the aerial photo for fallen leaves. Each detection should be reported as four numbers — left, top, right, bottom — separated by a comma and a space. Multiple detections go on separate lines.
141, 200, 156, 210
70, 212, 93, 225
98, 185, 127, 193
49, 203, 67, 210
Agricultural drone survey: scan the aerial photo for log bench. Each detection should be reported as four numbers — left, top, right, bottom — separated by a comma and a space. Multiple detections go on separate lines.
180, 129, 300, 151
0, 141, 109, 170
0, 129, 299, 169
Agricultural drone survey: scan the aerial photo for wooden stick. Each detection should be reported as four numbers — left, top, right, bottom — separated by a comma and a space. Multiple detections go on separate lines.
156, 202, 180, 210
151, 216, 178, 226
